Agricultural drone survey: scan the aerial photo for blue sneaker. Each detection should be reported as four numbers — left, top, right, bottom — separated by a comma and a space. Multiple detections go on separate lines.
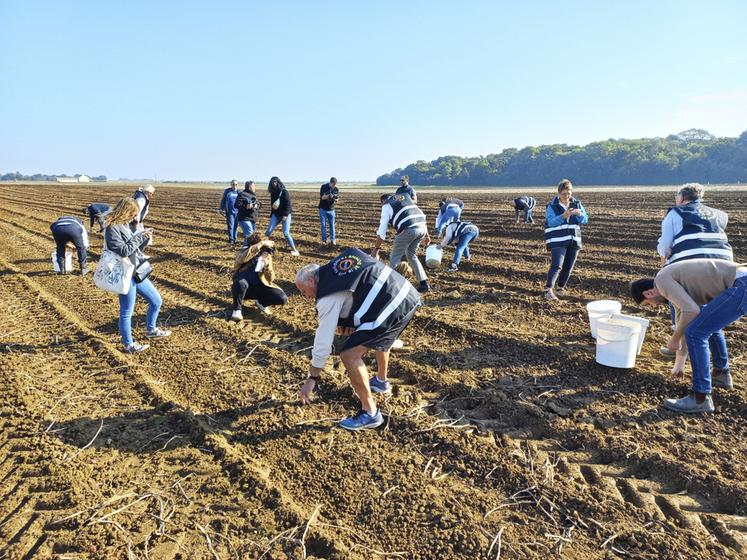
369, 376, 391, 394
338, 409, 384, 431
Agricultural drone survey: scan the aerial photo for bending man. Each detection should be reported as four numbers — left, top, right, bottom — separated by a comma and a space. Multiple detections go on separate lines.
296, 248, 420, 430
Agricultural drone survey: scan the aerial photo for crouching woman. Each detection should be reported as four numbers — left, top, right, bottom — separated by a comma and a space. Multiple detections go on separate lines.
231, 234, 288, 320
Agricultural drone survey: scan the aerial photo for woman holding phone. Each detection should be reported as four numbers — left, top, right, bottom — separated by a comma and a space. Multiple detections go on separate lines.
543, 179, 589, 301
103, 197, 171, 353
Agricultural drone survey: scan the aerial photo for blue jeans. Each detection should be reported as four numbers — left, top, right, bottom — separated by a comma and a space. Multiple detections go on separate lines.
238, 220, 256, 246
319, 209, 336, 242
225, 213, 238, 243
546, 245, 580, 289
685, 276, 746, 394
265, 214, 297, 250
454, 231, 478, 265
118, 278, 162, 347
670, 301, 725, 362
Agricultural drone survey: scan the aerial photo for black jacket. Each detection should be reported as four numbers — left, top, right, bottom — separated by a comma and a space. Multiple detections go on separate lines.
235, 190, 260, 222
319, 183, 339, 210
270, 187, 292, 217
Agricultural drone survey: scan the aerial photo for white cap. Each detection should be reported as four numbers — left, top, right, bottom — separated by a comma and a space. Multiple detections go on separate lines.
142, 184, 155, 193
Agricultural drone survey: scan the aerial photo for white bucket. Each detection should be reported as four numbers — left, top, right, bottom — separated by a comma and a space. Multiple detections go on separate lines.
595, 317, 641, 368
610, 313, 650, 355
586, 300, 622, 339
51, 251, 73, 273
425, 244, 443, 269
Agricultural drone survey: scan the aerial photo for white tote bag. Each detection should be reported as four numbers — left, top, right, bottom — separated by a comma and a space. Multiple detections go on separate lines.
93, 248, 135, 295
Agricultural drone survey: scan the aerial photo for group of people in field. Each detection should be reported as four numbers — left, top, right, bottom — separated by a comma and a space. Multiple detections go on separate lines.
49, 177, 742, 429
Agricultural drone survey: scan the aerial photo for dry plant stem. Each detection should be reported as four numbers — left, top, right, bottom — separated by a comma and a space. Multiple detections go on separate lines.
487, 526, 504, 559
300, 504, 321, 559
195, 522, 221, 560
89, 493, 153, 524
66, 418, 104, 461
348, 543, 407, 557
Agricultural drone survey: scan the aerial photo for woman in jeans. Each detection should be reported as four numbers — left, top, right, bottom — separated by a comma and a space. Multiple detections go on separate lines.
231, 234, 288, 320
543, 179, 588, 301
440, 220, 479, 272
265, 176, 299, 256
104, 198, 171, 353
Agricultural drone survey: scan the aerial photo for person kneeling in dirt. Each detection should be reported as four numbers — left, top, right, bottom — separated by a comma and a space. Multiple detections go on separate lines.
231, 233, 288, 320
295, 249, 420, 431
440, 220, 479, 272
630, 258, 747, 414
50, 215, 90, 275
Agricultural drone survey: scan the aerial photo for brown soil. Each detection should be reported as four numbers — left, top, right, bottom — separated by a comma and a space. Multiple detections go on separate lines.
0, 184, 745, 559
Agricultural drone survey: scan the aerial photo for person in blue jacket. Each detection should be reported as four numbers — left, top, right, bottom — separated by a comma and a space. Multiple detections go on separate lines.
83, 203, 112, 232
434, 197, 464, 235
219, 179, 240, 245
543, 179, 588, 301
512, 196, 536, 224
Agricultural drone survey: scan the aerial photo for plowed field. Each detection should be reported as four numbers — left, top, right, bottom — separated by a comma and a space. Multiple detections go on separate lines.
0, 183, 745, 559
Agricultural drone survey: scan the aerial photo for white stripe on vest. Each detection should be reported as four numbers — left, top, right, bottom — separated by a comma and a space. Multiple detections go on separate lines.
356, 280, 412, 332
353, 266, 392, 327
672, 232, 729, 246
667, 247, 734, 263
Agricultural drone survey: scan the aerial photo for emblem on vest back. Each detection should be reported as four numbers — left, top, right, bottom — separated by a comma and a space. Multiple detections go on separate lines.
333, 254, 363, 276
394, 195, 406, 202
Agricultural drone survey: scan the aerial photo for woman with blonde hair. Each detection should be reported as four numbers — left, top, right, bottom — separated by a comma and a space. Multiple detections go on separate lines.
104, 197, 171, 353
231, 233, 288, 320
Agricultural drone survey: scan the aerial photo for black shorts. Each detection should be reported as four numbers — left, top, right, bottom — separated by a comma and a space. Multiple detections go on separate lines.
342, 306, 417, 353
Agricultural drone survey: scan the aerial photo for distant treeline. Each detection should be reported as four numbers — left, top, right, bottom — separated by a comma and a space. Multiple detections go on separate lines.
376, 129, 747, 186
0, 172, 107, 181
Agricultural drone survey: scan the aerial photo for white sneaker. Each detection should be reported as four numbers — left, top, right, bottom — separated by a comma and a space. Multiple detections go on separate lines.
290, 250, 300, 257
124, 342, 150, 353
145, 328, 172, 339
231, 309, 243, 321
256, 301, 273, 315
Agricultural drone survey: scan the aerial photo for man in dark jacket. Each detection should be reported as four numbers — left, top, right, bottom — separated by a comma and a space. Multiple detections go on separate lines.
219, 179, 240, 245
318, 177, 339, 245
83, 203, 112, 232
234, 181, 261, 247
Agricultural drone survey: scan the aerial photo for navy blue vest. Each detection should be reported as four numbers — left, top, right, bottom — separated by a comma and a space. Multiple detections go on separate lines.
133, 190, 150, 222
317, 248, 420, 331
667, 201, 732, 264
388, 194, 426, 234
544, 197, 583, 249
445, 221, 478, 245
515, 196, 536, 210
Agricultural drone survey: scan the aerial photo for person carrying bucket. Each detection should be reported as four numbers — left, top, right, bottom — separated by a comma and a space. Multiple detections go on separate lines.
543, 179, 588, 301
50, 215, 89, 275
630, 258, 747, 414
440, 220, 479, 272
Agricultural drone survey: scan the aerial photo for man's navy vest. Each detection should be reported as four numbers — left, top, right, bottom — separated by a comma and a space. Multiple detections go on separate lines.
515, 196, 536, 210
667, 201, 732, 264
544, 197, 583, 249
317, 248, 420, 331
133, 190, 150, 222
387, 194, 426, 234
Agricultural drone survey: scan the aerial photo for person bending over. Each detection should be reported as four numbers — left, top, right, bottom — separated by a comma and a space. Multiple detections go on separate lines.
630, 258, 746, 414
296, 249, 420, 430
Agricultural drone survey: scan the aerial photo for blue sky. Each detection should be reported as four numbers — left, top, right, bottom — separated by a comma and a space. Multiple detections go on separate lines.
1, 1, 746, 181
